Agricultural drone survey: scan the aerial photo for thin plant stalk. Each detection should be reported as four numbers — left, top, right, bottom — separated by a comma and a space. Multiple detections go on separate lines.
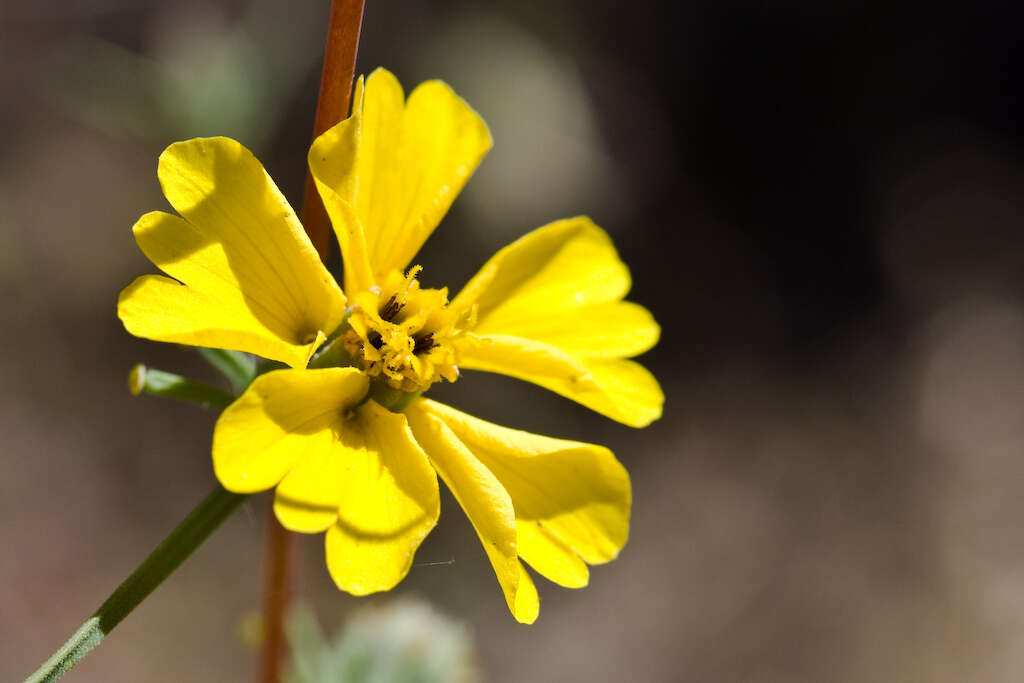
26, 3, 367, 682
25, 488, 248, 683
260, 2, 365, 683
300, 0, 366, 262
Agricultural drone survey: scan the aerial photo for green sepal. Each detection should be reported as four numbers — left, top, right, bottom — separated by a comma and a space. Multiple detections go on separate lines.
369, 383, 421, 413
129, 365, 235, 409
197, 347, 257, 394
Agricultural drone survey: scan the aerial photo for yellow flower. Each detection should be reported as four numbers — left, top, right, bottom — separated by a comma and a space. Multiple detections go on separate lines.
118, 68, 663, 623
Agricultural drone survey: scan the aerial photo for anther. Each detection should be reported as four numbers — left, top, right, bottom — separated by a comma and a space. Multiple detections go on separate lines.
379, 294, 404, 322
413, 333, 435, 355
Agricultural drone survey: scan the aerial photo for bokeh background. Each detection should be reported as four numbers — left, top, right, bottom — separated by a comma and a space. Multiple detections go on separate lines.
4, 0, 1024, 680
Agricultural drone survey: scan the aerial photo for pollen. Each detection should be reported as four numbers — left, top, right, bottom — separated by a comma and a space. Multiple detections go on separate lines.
343, 267, 468, 392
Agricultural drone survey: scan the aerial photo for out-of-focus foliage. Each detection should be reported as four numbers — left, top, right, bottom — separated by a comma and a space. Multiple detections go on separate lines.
286, 600, 479, 683
43, 0, 323, 145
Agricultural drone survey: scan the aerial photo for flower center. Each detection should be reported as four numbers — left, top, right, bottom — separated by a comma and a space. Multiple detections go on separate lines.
343, 267, 467, 392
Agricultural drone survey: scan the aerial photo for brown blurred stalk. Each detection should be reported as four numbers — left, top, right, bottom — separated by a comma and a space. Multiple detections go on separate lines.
259, 2, 365, 683
300, 0, 366, 262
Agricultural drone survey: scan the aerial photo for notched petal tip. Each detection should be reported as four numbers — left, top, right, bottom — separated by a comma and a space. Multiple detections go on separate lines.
459, 336, 663, 427
311, 67, 493, 284
366, 66, 404, 96
419, 398, 632, 580
127, 138, 346, 365
407, 78, 494, 149
316, 401, 440, 597
511, 564, 540, 624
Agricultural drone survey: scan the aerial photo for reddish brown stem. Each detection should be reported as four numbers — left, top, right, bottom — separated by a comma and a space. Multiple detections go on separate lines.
259, 2, 365, 683
300, 0, 366, 261
258, 504, 295, 683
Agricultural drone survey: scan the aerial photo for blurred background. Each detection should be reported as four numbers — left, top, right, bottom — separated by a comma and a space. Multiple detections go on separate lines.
4, 0, 1024, 680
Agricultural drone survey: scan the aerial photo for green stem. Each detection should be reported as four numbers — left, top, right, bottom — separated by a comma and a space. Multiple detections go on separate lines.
130, 364, 236, 408
25, 487, 249, 683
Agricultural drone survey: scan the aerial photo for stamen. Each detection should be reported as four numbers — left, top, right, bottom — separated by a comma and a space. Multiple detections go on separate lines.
413, 333, 435, 354
342, 266, 466, 393
379, 294, 403, 322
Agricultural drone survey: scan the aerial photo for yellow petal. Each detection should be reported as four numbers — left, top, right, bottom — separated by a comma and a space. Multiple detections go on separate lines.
449, 217, 662, 424
273, 437, 346, 534
405, 402, 539, 623
120, 268, 324, 370
419, 399, 631, 566
310, 68, 492, 285
323, 400, 440, 596
452, 217, 630, 323
517, 521, 589, 589
212, 368, 369, 494
120, 137, 346, 367
310, 173, 375, 296
476, 300, 660, 359
214, 369, 439, 595
458, 334, 664, 427
509, 564, 540, 624
307, 76, 375, 295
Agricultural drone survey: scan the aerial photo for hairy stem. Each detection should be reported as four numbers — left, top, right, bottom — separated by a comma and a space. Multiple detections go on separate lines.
25, 488, 248, 683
